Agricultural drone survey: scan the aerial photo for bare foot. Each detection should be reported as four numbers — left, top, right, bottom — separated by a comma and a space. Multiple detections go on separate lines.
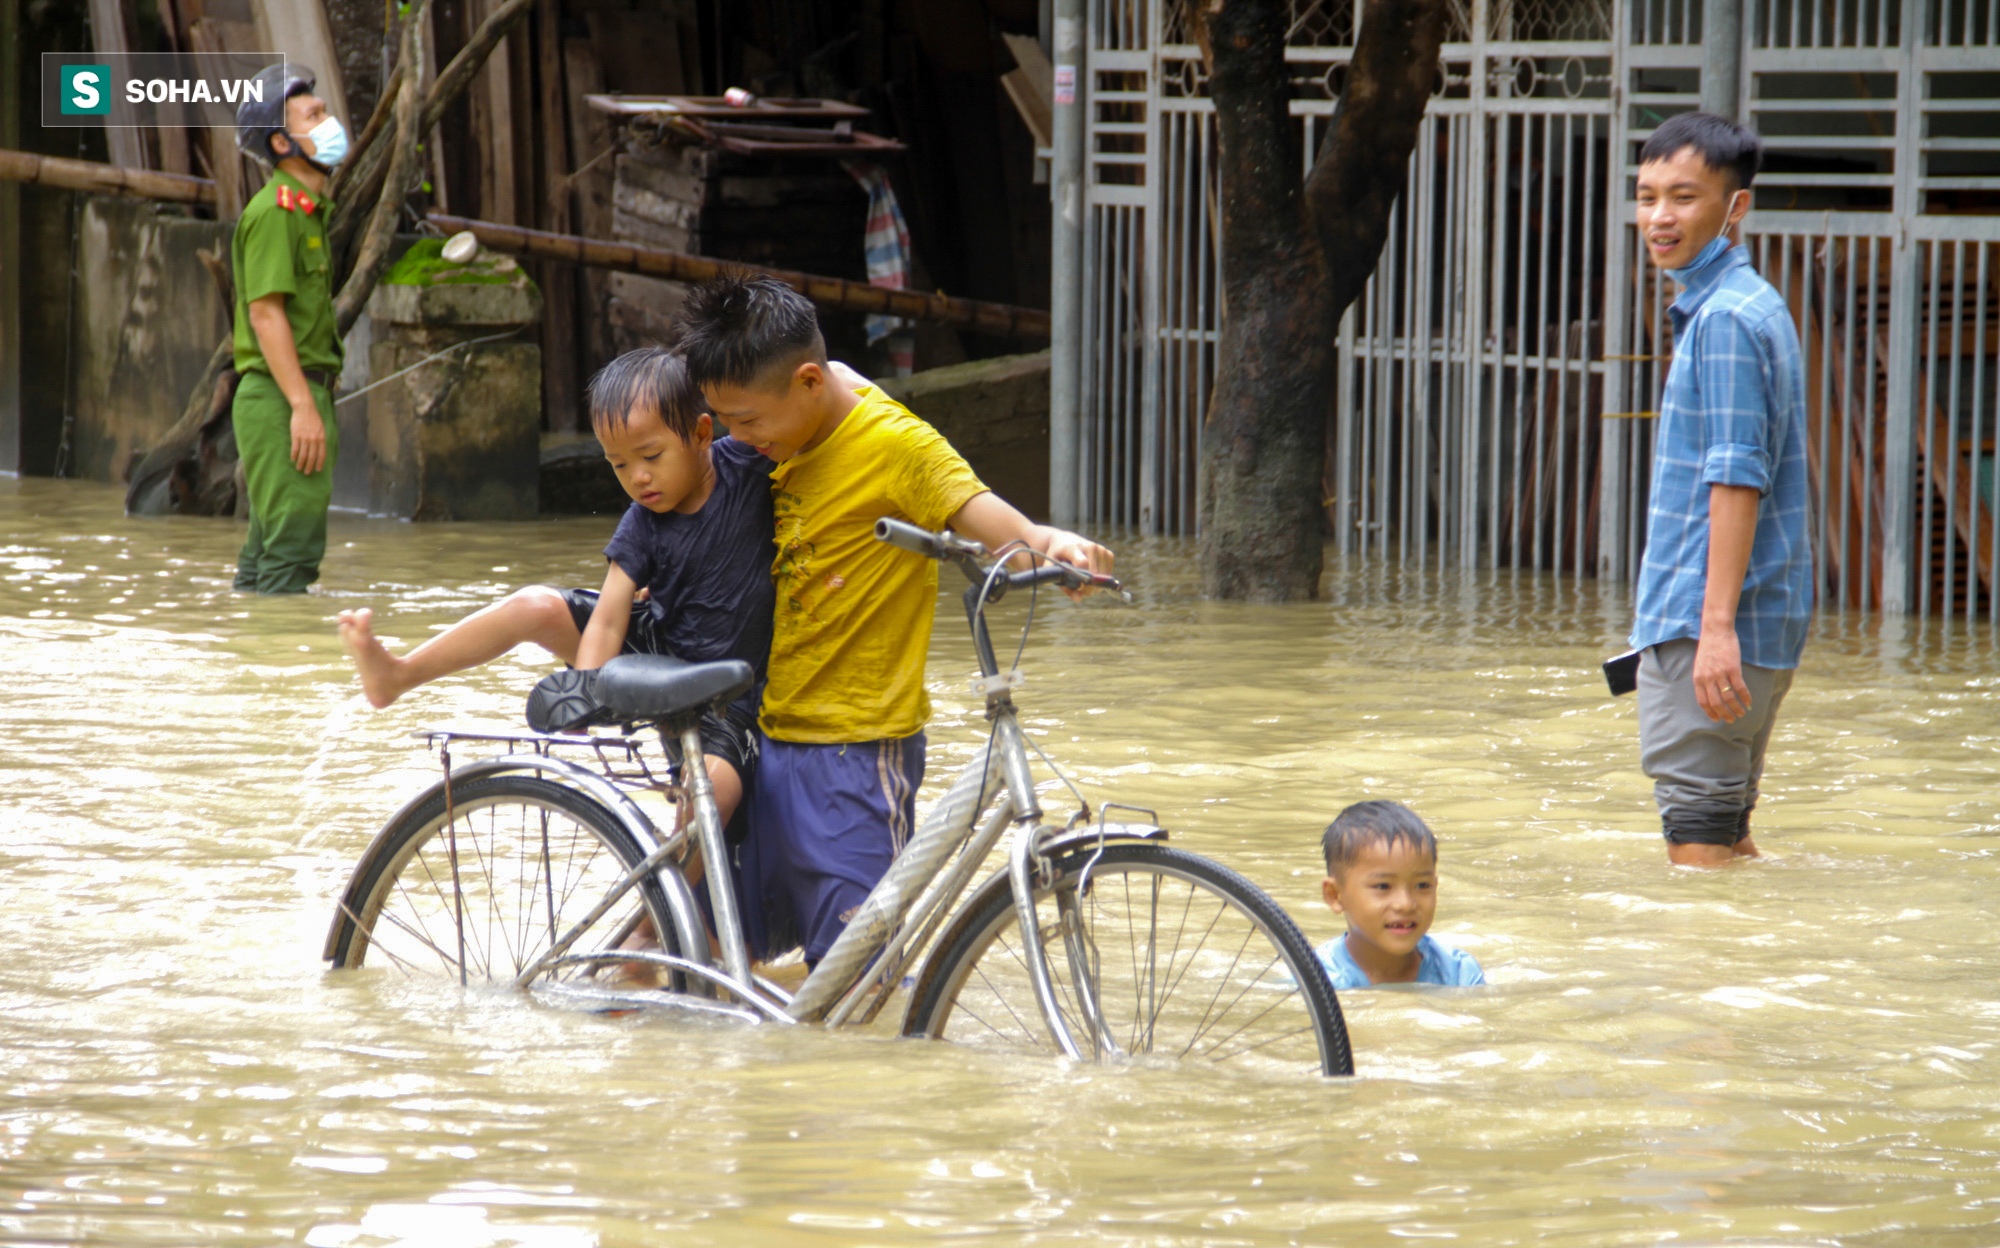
335, 608, 407, 709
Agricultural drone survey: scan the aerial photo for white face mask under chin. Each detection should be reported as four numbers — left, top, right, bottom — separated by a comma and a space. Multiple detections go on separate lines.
288, 115, 348, 169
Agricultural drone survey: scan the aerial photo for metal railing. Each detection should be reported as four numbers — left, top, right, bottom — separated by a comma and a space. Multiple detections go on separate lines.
1061, 0, 1999, 622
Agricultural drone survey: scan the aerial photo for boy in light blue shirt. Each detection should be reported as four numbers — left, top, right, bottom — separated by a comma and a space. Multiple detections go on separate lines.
1316, 801, 1484, 991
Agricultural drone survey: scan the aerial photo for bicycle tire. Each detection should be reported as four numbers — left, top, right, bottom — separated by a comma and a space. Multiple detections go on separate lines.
326, 775, 681, 990
902, 842, 1353, 1077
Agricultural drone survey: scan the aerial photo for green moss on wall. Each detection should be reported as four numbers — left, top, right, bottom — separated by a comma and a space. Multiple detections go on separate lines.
381, 237, 520, 287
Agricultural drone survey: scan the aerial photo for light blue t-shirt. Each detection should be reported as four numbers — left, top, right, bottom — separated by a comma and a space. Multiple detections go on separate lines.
1315, 933, 1485, 991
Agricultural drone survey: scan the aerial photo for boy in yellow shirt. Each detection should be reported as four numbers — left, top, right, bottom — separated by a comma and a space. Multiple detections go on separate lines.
676, 274, 1112, 964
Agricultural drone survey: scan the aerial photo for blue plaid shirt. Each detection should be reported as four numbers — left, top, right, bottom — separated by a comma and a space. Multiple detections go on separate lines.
1630, 238, 1813, 670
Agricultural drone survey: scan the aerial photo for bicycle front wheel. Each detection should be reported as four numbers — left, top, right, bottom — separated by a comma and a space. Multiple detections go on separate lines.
903, 843, 1352, 1077
326, 775, 679, 989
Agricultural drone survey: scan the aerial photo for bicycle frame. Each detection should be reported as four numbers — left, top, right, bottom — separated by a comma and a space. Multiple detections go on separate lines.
338, 532, 1160, 1060
785, 530, 1155, 1058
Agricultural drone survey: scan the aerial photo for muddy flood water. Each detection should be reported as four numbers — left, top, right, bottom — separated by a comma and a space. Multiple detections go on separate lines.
3, 474, 1998, 1246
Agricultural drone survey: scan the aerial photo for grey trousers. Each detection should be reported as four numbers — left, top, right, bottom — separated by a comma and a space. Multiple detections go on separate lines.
1637, 638, 1795, 845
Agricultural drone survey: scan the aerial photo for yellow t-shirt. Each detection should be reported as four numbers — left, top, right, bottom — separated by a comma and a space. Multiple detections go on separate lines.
762, 386, 988, 743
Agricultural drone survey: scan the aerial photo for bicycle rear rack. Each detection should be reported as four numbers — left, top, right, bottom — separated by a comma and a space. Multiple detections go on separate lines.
416, 727, 675, 795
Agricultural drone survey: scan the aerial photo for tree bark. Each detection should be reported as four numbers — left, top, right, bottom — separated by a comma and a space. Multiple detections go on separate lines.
335, 5, 428, 336
1195, 0, 1445, 600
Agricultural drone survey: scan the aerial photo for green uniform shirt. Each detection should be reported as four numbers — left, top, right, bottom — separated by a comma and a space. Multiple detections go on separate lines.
231, 169, 342, 376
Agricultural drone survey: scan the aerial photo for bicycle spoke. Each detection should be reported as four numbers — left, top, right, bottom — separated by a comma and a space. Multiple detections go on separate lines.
1144, 890, 1229, 1042
337, 782, 672, 995
910, 847, 1344, 1076
1201, 1009, 1316, 1064
958, 951, 1043, 1045
1176, 922, 1265, 1060
1183, 949, 1294, 1058
336, 896, 454, 979
396, 851, 489, 979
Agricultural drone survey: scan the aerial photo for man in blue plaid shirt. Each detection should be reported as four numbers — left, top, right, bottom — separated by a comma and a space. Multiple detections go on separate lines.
1629, 112, 1813, 867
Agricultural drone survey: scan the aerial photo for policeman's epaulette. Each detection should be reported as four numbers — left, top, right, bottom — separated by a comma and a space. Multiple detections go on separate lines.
273, 186, 318, 214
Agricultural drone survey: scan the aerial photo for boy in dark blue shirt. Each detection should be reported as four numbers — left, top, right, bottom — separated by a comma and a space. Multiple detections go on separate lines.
336, 347, 775, 829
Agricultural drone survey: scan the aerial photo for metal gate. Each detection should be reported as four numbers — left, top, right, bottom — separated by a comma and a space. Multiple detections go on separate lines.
1077, 0, 2000, 621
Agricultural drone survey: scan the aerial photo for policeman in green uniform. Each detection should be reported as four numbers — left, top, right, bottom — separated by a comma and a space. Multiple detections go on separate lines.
231, 64, 349, 593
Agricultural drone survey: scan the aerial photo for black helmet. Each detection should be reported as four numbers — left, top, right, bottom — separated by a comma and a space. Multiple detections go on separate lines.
236, 63, 316, 165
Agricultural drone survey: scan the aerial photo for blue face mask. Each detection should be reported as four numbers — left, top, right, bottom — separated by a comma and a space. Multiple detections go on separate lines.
292, 115, 348, 169
1670, 233, 1732, 280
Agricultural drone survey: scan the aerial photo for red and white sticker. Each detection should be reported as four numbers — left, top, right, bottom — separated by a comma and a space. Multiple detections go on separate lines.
1054, 65, 1077, 106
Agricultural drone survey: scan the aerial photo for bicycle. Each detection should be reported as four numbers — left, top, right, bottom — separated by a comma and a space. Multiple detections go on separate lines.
324, 521, 1354, 1077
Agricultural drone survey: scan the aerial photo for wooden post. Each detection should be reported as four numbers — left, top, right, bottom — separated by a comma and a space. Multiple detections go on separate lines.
152, 0, 193, 177
534, 0, 578, 431
472, 0, 516, 224
85, 0, 148, 170
0, 0, 19, 473
561, 35, 615, 377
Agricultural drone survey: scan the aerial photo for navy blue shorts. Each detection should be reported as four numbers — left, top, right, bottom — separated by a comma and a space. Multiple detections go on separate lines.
720, 731, 926, 963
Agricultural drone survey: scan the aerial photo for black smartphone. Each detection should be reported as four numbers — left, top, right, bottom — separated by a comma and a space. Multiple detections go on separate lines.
1602, 648, 1641, 696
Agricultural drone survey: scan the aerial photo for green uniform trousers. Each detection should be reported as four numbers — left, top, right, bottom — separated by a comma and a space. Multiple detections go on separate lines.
232, 369, 338, 594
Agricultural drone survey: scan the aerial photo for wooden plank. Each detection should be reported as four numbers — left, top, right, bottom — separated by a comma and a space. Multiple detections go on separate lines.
582, 95, 868, 119
586, 11, 683, 96
535, 0, 576, 432
188, 14, 266, 216
998, 33, 1053, 149
562, 35, 616, 376
610, 206, 693, 254
470, 0, 516, 224
86, 0, 148, 170
423, 4, 449, 213
613, 152, 709, 207
153, 0, 193, 175
248, 0, 350, 132
612, 177, 700, 231
671, 0, 702, 95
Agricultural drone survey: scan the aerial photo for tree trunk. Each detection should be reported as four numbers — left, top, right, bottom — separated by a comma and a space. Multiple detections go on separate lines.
1195, 0, 1446, 600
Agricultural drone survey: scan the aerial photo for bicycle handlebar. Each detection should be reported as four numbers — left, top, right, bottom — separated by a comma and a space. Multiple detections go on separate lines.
874, 517, 987, 562
871, 518, 1125, 598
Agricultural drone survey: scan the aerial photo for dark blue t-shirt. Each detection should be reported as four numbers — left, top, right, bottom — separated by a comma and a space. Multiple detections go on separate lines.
603, 436, 775, 679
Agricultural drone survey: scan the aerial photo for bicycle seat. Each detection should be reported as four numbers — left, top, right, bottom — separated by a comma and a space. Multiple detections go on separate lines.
595, 654, 754, 725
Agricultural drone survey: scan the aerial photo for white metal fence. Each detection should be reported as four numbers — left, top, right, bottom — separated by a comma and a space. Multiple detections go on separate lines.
1077, 0, 2000, 621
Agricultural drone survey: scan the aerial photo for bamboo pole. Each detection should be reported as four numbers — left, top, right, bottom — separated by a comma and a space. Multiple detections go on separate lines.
0, 149, 1052, 340
0, 147, 215, 205
426, 212, 1053, 341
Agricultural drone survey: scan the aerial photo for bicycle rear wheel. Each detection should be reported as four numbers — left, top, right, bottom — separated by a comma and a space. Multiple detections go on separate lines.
326, 775, 679, 989
902, 843, 1352, 1077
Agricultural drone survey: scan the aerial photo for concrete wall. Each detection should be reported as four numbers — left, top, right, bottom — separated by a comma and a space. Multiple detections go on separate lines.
540, 349, 1054, 520
880, 349, 1051, 521
66, 196, 232, 485
363, 256, 545, 521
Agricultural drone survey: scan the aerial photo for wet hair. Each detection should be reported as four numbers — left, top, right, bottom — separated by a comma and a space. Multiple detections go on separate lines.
1638, 111, 1762, 192
674, 271, 826, 392
585, 347, 706, 439
1321, 801, 1438, 877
